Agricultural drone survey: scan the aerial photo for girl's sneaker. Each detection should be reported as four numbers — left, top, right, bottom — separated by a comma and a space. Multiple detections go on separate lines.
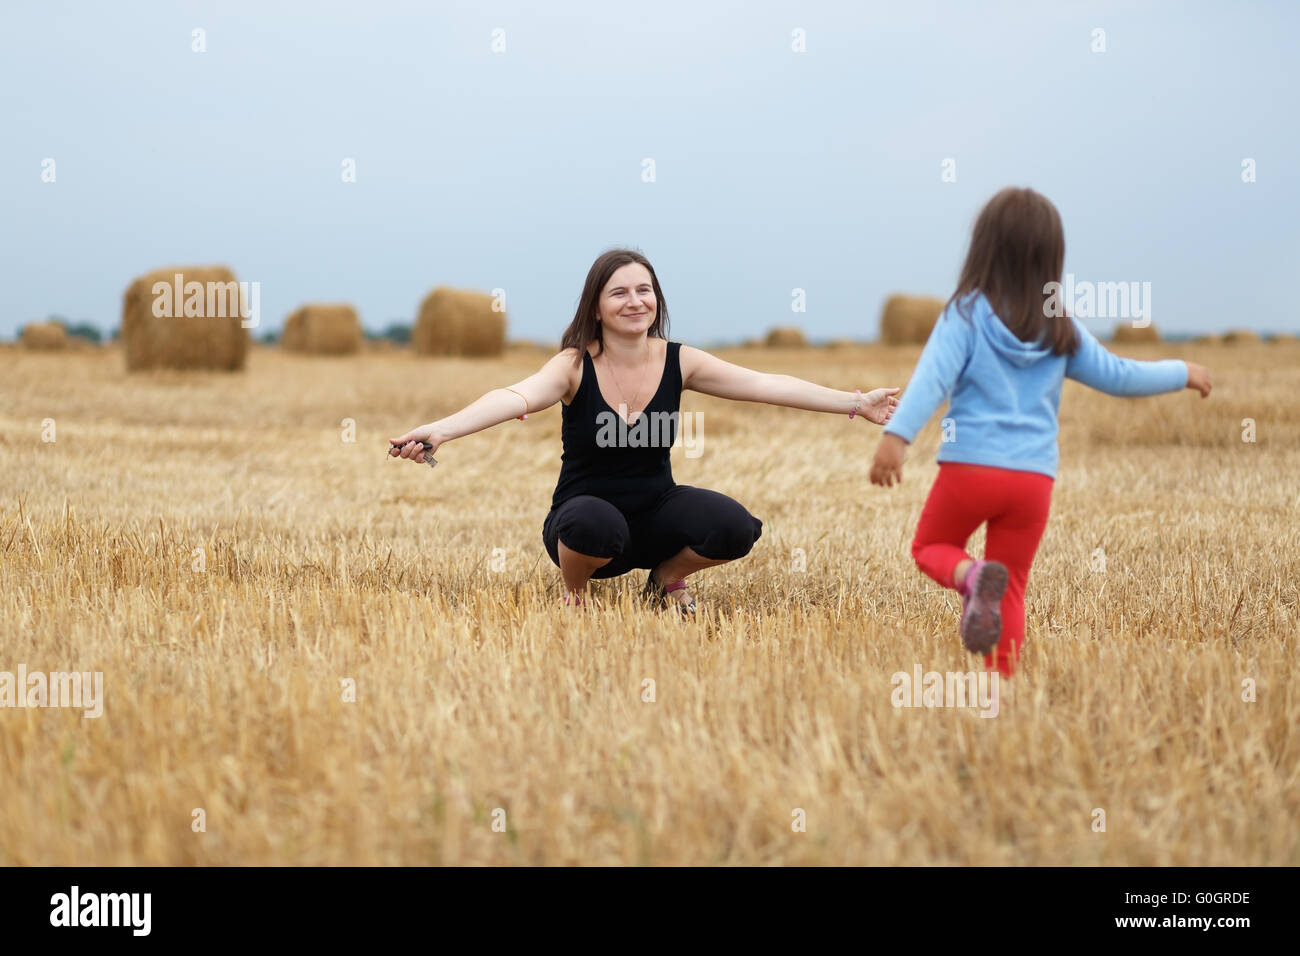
959, 560, 1009, 655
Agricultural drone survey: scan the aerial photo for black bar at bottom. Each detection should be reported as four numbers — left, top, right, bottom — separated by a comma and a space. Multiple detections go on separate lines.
0, 865, 1279, 942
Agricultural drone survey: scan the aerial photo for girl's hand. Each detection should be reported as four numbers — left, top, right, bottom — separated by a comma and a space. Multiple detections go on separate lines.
870, 434, 907, 487
388, 424, 442, 461
1185, 362, 1212, 398
857, 387, 902, 425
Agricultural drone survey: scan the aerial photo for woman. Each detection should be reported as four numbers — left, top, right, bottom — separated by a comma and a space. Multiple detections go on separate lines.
391, 248, 900, 613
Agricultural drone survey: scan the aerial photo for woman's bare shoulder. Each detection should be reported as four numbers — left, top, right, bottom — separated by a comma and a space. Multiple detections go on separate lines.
676, 342, 710, 379
548, 347, 585, 404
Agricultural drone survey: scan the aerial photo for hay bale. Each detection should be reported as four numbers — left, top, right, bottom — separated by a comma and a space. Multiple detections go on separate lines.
282, 303, 363, 355
879, 294, 947, 344
507, 340, 559, 357
1267, 332, 1300, 345
20, 321, 68, 351
1191, 334, 1222, 345
1112, 323, 1161, 343
1222, 328, 1262, 345
121, 266, 249, 371
412, 287, 506, 357
763, 326, 807, 348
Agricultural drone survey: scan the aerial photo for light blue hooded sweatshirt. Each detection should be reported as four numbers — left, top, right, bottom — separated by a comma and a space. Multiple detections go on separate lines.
882, 292, 1188, 478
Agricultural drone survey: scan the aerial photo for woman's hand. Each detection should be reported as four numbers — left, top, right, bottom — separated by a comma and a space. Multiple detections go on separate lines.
857, 387, 902, 425
388, 424, 443, 462
870, 433, 907, 487
1185, 361, 1212, 398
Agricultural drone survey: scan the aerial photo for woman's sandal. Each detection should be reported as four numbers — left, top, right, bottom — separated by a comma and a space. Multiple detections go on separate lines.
642, 571, 697, 616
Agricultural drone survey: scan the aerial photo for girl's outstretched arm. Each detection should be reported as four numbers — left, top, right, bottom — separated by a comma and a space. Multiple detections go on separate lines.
878, 305, 974, 446
870, 305, 974, 486
679, 345, 900, 424
389, 349, 579, 462
1065, 320, 1211, 397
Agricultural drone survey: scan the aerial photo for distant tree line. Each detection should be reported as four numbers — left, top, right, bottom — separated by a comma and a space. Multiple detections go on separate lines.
38, 316, 104, 343
254, 321, 410, 345
367, 322, 412, 344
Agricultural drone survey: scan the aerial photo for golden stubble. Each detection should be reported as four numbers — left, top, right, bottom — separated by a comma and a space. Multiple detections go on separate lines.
0, 341, 1295, 865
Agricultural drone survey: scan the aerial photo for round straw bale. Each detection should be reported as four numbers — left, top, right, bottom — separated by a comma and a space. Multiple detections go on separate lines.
879, 294, 947, 344
1222, 328, 1262, 345
413, 287, 506, 357
20, 321, 68, 351
121, 266, 249, 371
763, 326, 807, 348
1111, 323, 1161, 343
282, 304, 363, 355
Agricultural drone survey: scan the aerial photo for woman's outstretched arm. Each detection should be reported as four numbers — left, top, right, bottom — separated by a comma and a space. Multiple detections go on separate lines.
680, 345, 900, 424
389, 349, 579, 462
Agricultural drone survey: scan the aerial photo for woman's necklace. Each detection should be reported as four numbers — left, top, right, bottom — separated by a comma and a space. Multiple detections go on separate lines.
603, 340, 651, 423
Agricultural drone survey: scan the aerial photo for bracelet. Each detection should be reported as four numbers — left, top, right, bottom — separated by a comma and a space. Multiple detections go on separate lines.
848, 389, 862, 420
504, 387, 529, 420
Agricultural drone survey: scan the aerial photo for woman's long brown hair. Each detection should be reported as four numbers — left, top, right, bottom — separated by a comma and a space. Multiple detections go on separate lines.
949, 187, 1078, 356
560, 249, 670, 359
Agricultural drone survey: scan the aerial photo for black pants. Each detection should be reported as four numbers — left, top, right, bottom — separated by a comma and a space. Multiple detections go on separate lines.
542, 485, 763, 580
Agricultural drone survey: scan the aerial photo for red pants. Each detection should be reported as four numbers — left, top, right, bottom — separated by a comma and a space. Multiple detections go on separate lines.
911, 463, 1054, 677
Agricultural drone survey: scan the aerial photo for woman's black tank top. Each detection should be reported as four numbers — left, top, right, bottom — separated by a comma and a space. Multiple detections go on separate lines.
550, 340, 682, 515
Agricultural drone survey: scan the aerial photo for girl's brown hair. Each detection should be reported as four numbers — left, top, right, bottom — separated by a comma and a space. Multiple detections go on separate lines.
560, 249, 670, 358
949, 187, 1078, 356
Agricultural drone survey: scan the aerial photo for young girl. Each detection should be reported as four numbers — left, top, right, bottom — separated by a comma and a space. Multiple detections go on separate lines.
869, 187, 1212, 677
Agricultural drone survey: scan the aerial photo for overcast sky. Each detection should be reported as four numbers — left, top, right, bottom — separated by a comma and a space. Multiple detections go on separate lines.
2, 0, 1296, 342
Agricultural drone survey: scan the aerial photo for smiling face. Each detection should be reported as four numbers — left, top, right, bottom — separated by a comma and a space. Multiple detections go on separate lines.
596, 263, 657, 336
